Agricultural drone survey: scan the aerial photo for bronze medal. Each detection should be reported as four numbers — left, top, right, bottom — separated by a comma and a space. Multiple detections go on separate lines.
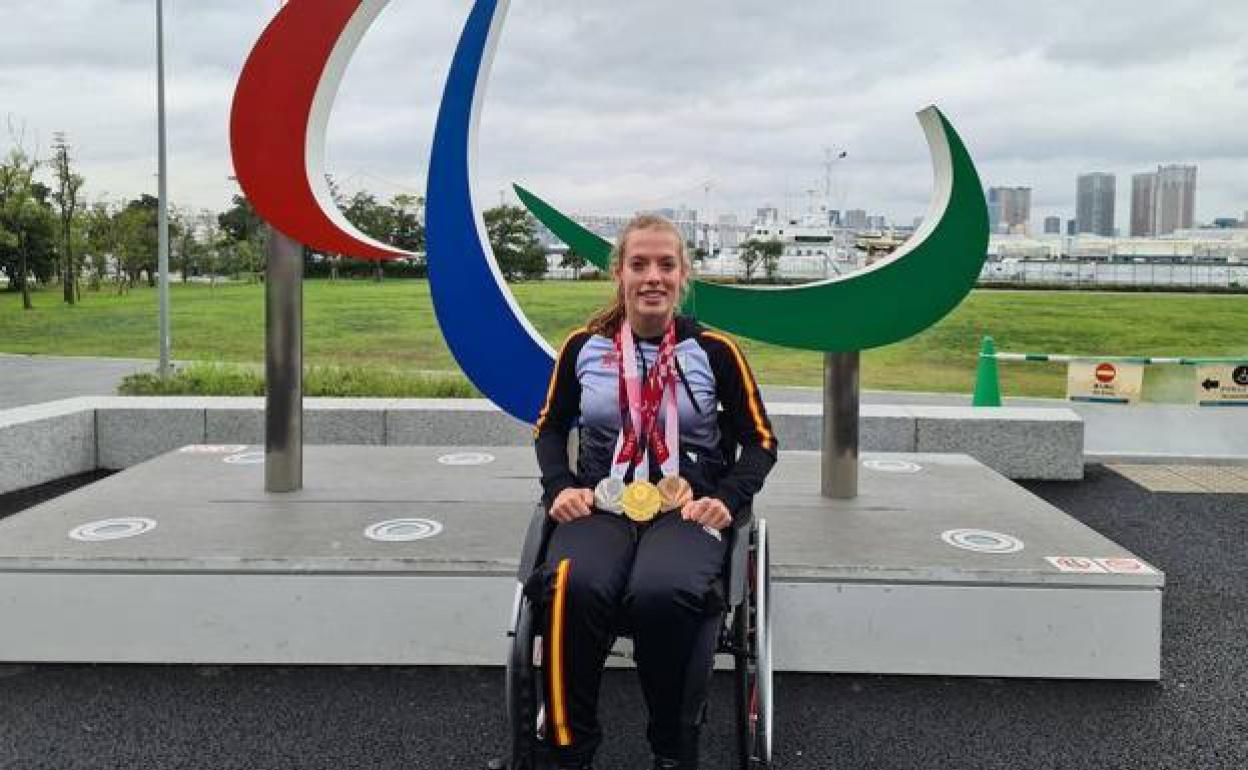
657, 474, 692, 512
620, 480, 662, 523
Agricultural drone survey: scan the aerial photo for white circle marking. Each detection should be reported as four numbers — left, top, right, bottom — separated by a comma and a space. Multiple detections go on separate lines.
941, 528, 1024, 554
437, 452, 495, 466
69, 518, 159, 542
864, 459, 923, 474
364, 519, 444, 542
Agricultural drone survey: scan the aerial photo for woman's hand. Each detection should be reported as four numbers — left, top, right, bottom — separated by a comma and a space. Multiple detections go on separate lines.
681, 497, 732, 530
549, 487, 594, 523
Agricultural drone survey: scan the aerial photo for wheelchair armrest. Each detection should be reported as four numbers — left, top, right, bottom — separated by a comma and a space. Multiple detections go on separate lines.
726, 502, 753, 608
517, 502, 556, 582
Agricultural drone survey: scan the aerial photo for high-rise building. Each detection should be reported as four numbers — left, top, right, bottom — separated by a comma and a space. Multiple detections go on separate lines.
987, 187, 1032, 234
1153, 164, 1196, 236
1076, 173, 1115, 236
1043, 216, 1061, 234
843, 209, 868, 230
717, 213, 741, 249
755, 206, 779, 225
865, 215, 887, 231
1130, 172, 1157, 236
1067, 219, 1077, 236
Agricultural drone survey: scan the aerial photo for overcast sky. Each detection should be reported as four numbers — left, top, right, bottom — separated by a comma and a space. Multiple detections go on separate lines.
3, 0, 1246, 230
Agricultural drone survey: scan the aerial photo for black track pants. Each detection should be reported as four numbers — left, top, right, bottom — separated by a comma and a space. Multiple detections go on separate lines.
530, 510, 729, 765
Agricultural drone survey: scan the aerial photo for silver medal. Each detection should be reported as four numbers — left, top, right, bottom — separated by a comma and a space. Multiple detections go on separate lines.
593, 477, 625, 514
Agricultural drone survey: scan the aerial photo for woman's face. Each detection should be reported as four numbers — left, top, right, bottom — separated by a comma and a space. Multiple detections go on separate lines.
616, 227, 687, 333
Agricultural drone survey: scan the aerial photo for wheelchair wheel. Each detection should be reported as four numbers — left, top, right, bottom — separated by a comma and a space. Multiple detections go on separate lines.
733, 519, 772, 769
506, 591, 546, 770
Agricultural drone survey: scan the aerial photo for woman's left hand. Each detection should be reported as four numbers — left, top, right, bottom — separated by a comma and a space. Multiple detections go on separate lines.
681, 497, 732, 530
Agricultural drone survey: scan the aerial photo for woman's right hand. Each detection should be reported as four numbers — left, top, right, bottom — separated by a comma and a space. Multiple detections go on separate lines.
549, 487, 595, 523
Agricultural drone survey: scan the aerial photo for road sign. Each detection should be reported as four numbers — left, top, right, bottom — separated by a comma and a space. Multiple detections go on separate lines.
1195, 364, 1248, 407
1067, 361, 1144, 404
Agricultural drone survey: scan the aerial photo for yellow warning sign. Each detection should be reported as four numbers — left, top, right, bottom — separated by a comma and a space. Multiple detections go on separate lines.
1067, 361, 1144, 404
1195, 364, 1248, 407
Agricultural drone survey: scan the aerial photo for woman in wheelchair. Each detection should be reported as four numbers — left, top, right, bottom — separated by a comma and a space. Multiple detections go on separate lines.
530, 214, 778, 770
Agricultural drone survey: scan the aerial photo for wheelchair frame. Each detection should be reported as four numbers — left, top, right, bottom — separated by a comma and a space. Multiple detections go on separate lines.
502, 503, 772, 770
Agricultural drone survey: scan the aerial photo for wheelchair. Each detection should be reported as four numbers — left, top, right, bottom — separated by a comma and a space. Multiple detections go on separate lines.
499, 419, 773, 770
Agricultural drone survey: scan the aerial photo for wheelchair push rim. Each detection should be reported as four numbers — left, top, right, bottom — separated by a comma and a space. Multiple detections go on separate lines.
734, 518, 773, 769
755, 518, 773, 765
506, 588, 546, 770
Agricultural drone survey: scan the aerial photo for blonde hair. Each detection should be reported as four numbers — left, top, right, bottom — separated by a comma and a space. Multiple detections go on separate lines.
586, 214, 692, 337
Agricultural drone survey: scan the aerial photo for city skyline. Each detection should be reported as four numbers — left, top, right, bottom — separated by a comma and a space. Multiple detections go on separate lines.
0, 1, 1245, 228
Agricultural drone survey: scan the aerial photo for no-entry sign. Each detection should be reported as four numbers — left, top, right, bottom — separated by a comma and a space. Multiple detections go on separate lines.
1068, 361, 1144, 404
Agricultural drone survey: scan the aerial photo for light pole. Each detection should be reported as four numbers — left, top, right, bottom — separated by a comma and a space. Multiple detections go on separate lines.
156, 0, 171, 378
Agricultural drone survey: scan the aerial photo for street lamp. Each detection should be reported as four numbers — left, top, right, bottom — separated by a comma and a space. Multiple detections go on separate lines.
156, 0, 171, 379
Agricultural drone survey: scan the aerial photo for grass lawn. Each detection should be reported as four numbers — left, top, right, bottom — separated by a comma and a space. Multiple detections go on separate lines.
3, 280, 1245, 399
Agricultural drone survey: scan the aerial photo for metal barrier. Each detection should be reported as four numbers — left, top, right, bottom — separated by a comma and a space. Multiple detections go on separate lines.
973, 335, 1248, 407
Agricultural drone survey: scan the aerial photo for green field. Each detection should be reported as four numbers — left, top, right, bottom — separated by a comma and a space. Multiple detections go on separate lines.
3, 280, 1246, 399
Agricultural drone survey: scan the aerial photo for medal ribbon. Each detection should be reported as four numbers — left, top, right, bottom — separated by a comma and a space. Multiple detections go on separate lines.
610, 321, 679, 482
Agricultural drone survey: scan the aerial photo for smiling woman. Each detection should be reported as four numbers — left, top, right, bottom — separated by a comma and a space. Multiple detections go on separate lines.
530, 213, 778, 770
584, 215, 691, 340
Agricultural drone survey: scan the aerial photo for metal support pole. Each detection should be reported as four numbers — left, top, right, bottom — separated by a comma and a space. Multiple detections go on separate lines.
821, 351, 859, 498
156, 0, 171, 379
265, 228, 303, 492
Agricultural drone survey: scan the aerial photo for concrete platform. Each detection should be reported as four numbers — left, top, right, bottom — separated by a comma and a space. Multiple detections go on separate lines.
0, 447, 1161, 678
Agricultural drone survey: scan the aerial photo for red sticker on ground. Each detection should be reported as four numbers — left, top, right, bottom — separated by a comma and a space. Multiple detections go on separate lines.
1046, 556, 1108, 573
1095, 557, 1156, 574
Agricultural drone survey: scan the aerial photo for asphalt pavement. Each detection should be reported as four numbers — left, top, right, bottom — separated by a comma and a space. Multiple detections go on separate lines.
0, 465, 1244, 770
0, 354, 153, 410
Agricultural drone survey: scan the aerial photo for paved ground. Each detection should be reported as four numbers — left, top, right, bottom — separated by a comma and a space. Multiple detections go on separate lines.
0, 354, 152, 410
4, 354, 1247, 459
0, 465, 1244, 770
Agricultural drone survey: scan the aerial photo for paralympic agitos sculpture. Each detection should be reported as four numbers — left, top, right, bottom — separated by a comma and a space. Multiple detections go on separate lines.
230, 0, 989, 424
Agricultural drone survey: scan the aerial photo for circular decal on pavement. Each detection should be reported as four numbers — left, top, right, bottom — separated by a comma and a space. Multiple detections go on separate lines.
863, 459, 923, 474
69, 518, 158, 542
180, 445, 248, 454
224, 451, 266, 465
364, 519, 444, 542
1233, 366, 1248, 386
437, 452, 495, 466
941, 528, 1024, 554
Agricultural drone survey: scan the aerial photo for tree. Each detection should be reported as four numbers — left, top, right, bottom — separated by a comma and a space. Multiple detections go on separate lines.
170, 206, 197, 282
341, 190, 396, 281
198, 210, 227, 290
389, 194, 424, 250
389, 193, 426, 278
50, 132, 84, 304
83, 201, 116, 291
218, 194, 263, 245
112, 202, 156, 292
738, 238, 782, 284
115, 195, 159, 286
484, 204, 546, 281
560, 247, 588, 279
0, 147, 56, 309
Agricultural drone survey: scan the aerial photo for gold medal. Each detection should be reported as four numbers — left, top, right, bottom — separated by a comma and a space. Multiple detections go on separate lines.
621, 480, 662, 523
657, 475, 692, 512
593, 477, 625, 514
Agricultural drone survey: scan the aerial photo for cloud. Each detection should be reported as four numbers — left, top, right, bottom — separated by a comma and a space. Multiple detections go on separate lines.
1, 0, 1245, 227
